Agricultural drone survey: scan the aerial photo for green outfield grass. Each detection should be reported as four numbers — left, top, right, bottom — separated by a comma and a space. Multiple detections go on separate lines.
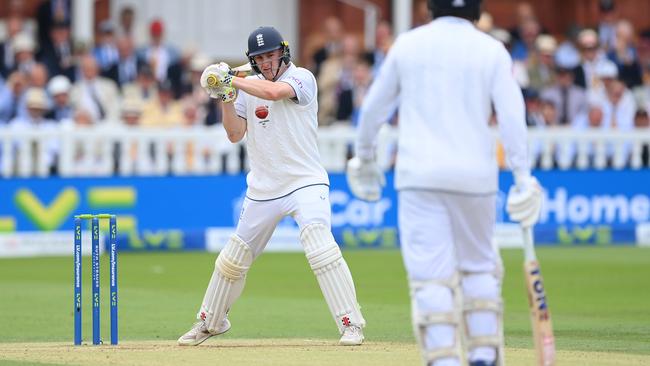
0, 247, 649, 365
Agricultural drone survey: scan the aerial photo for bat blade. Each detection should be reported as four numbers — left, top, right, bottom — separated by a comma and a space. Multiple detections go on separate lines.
524, 259, 556, 366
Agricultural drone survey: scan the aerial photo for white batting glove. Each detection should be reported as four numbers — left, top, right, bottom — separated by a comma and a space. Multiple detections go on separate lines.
346, 156, 385, 202
506, 175, 543, 228
200, 62, 234, 98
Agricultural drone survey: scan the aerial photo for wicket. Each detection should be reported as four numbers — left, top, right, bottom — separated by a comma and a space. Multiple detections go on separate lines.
74, 213, 118, 345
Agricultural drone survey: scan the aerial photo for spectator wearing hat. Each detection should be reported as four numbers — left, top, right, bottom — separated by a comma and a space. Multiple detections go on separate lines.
607, 20, 643, 88
527, 34, 558, 91
102, 37, 145, 89
93, 20, 119, 72
138, 19, 179, 82
574, 29, 606, 91
599, 74, 636, 131
45, 75, 73, 121
541, 52, 587, 125
70, 54, 120, 123
8, 87, 59, 174
0, 16, 26, 78
9, 87, 54, 126
587, 60, 636, 164
37, 20, 74, 81
590, 59, 621, 98
113, 97, 148, 174
139, 80, 183, 128
12, 32, 38, 75
120, 98, 143, 126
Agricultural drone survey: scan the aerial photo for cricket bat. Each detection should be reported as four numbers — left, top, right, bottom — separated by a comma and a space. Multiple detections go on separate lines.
231, 62, 252, 76
523, 226, 556, 366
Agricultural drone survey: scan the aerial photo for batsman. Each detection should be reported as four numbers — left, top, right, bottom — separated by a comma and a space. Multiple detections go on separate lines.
178, 26, 365, 346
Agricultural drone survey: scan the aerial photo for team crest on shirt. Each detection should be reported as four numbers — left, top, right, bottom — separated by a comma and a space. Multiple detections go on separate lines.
255, 105, 270, 127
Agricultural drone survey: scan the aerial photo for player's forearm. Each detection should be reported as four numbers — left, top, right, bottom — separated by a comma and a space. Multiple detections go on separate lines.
221, 102, 246, 143
232, 78, 287, 101
355, 110, 385, 160
355, 82, 398, 160
492, 52, 530, 179
495, 98, 530, 180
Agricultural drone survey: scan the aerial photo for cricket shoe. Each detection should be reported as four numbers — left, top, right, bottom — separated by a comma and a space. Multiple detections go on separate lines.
469, 361, 495, 366
177, 318, 231, 346
339, 325, 364, 346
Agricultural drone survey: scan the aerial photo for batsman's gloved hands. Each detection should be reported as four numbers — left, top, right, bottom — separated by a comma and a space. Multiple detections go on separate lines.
346, 156, 385, 202
218, 86, 237, 103
506, 174, 543, 228
200, 62, 235, 100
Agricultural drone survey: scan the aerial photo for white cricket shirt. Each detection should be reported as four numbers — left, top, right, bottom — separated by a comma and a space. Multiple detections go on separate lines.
234, 63, 329, 200
356, 17, 530, 194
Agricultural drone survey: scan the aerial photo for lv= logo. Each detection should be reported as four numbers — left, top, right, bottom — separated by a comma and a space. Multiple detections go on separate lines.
11, 186, 135, 231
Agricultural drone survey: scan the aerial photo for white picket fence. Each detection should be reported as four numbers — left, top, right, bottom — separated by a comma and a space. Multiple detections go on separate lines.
0, 124, 648, 177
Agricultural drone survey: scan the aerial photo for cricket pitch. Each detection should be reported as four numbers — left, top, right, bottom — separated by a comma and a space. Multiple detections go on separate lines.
1, 340, 649, 366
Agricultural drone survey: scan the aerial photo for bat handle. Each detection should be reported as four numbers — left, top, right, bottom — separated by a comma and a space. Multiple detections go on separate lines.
522, 226, 537, 262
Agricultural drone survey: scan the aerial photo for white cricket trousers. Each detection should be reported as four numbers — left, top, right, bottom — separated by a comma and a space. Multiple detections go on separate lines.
399, 190, 501, 365
236, 184, 331, 256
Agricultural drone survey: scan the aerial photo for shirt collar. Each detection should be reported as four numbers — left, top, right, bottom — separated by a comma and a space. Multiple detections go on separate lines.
432, 16, 474, 27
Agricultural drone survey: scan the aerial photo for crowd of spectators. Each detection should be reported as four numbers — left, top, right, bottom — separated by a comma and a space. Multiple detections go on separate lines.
496, 1, 650, 133
0, 0, 648, 173
484, 1, 650, 167
0, 0, 218, 133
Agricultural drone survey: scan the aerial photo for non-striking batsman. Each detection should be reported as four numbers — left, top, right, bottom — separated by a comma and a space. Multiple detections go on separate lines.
73, 214, 118, 345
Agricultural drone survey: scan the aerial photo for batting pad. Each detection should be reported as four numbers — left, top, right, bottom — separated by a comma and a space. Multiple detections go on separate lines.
462, 271, 504, 366
199, 235, 252, 333
410, 274, 464, 365
300, 224, 365, 333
